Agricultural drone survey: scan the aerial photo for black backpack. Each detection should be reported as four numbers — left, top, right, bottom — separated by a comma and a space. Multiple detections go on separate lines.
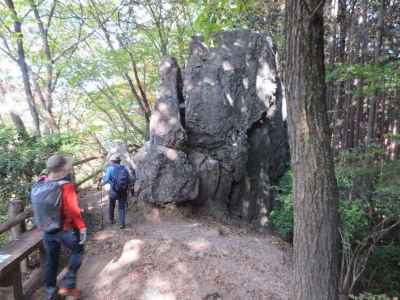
111, 165, 130, 193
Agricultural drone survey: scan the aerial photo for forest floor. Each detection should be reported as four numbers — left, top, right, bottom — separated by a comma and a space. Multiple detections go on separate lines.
34, 189, 292, 300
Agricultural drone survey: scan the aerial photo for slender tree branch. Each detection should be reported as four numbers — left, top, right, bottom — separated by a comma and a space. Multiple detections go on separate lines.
310, 0, 326, 19
97, 82, 145, 137
47, 0, 57, 30
0, 31, 17, 62
300, 0, 312, 15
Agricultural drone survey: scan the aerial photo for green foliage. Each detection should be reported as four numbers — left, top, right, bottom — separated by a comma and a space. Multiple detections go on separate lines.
270, 170, 293, 240
339, 200, 369, 242
364, 245, 400, 296
0, 125, 80, 218
191, 0, 257, 42
336, 146, 400, 219
1, 0, 286, 161
270, 168, 373, 244
350, 293, 391, 300
327, 60, 400, 95
337, 147, 400, 297
270, 146, 400, 296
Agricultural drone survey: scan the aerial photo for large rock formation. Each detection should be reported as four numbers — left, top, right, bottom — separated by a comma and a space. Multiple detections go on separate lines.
134, 30, 289, 227
135, 58, 199, 204
134, 143, 199, 204
149, 58, 186, 148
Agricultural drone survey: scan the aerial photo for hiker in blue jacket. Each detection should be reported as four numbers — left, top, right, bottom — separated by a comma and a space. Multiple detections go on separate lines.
99, 155, 130, 229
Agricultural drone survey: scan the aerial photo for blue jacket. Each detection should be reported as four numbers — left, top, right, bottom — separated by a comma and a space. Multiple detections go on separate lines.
101, 163, 129, 186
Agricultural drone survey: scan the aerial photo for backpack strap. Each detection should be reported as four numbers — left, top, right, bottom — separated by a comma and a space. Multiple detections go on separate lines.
56, 180, 71, 204
57, 180, 70, 186
55, 180, 70, 226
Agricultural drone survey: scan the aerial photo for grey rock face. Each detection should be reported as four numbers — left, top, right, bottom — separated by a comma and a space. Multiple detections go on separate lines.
183, 30, 289, 225
150, 57, 186, 148
184, 31, 280, 149
188, 152, 220, 205
134, 143, 199, 204
134, 57, 198, 204
133, 30, 289, 227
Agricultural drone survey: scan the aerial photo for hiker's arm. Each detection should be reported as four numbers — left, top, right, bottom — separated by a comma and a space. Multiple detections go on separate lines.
63, 184, 86, 230
101, 167, 112, 185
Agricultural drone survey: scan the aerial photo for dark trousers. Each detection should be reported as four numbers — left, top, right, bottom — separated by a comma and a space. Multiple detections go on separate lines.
109, 191, 127, 226
43, 230, 84, 300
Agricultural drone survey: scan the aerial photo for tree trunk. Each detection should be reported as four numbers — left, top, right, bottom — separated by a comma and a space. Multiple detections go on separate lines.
29, 0, 60, 132
326, 0, 338, 126
366, 98, 377, 145
366, 0, 385, 146
8, 199, 28, 273
5, 0, 41, 136
343, 84, 351, 148
356, 0, 369, 148
390, 98, 399, 160
331, 0, 347, 150
354, 96, 363, 148
9, 112, 29, 138
285, 0, 340, 299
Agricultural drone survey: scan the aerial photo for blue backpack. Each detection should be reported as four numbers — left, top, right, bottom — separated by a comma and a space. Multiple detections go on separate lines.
31, 180, 68, 233
111, 165, 130, 193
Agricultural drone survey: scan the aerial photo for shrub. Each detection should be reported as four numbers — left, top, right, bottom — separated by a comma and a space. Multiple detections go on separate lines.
364, 245, 400, 296
270, 170, 293, 240
270, 146, 400, 297
350, 293, 392, 300
0, 125, 80, 219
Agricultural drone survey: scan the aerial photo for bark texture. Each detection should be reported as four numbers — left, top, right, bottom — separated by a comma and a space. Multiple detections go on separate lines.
5, 0, 41, 135
285, 0, 340, 299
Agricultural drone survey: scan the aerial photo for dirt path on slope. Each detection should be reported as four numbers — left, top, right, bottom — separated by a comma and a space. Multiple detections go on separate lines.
35, 190, 293, 300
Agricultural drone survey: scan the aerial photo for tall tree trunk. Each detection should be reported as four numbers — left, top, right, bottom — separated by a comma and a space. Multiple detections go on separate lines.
343, 81, 352, 149
356, 0, 369, 148
366, 96, 377, 146
366, 0, 385, 146
285, 0, 340, 299
390, 95, 399, 160
354, 95, 363, 147
326, 0, 338, 126
29, 0, 59, 132
331, 0, 347, 150
9, 112, 29, 138
5, 0, 41, 135
348, 103, 355, 148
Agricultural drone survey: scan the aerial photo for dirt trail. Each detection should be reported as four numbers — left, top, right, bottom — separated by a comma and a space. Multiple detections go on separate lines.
35, 190, 292, 300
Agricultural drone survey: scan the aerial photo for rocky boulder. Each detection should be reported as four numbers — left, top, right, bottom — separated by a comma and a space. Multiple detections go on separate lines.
150, 58, 186, 148
133, 30, 289, 227
183, 31, 289, 225
134, 143, 199, 204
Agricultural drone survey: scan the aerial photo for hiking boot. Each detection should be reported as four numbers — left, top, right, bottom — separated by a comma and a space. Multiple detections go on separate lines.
58, 287, 81, 298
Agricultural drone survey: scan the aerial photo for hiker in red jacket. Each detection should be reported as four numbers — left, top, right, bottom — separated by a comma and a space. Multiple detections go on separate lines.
31, 154, 87, 300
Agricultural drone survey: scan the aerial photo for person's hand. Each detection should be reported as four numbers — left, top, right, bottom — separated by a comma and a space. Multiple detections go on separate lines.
79, 228, 87, 245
